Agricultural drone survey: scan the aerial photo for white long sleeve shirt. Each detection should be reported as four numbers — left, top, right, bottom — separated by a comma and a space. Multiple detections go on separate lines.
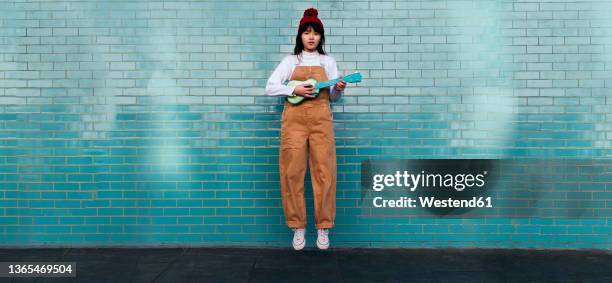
265, 50, 344, 102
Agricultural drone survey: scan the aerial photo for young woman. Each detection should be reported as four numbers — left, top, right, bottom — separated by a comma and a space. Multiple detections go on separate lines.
265, 8, 346, 250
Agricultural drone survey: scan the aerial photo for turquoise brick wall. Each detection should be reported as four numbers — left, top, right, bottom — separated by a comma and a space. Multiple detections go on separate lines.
0, 0, 610, 248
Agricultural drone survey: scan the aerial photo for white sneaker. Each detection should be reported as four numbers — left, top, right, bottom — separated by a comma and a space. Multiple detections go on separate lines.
292, 228, 306, 250
316, 228, 330, 250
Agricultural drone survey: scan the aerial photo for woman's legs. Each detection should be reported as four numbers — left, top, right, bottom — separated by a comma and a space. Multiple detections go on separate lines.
307, 104, 337, 230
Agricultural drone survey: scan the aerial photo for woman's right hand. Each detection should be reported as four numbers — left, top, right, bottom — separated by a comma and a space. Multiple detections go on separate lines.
293, 83, 316, 98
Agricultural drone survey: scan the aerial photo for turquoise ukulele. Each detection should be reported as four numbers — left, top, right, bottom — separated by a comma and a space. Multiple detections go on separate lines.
285, 72, 362, 105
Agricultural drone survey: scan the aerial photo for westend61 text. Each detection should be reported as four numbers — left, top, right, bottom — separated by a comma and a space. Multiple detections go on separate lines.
373, 196, 493, 208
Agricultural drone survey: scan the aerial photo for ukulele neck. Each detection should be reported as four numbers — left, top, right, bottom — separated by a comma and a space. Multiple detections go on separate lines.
316, 78, 341, 89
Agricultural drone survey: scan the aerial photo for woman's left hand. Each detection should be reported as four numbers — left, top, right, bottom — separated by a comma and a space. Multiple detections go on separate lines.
334, 79, 346, 92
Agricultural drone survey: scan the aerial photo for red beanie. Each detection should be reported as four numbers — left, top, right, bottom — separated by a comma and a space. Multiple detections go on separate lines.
299, 8, 324, 33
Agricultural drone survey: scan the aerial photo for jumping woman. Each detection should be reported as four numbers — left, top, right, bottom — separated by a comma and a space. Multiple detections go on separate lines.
265, 7, 346, 250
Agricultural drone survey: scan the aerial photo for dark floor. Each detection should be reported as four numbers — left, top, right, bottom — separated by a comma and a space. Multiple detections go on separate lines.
0, 247, 610, 282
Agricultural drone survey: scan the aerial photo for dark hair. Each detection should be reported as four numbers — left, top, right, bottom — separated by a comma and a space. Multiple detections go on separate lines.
293, 22, 326, 55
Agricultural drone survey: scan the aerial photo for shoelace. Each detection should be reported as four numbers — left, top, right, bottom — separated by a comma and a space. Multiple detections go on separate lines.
293, 228, 305, 240
318, 229, 329, 236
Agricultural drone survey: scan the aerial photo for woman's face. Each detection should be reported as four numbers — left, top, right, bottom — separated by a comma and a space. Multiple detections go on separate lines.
301, 26, 321, 52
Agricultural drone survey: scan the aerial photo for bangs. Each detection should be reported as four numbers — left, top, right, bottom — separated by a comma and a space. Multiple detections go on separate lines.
298, 22, 324, 35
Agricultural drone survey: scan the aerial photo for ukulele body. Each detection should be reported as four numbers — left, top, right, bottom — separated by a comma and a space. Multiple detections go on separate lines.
285, 78, 321, 105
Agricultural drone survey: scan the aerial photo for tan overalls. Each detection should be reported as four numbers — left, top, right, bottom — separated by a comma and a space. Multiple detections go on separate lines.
279, 59, 337, 230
